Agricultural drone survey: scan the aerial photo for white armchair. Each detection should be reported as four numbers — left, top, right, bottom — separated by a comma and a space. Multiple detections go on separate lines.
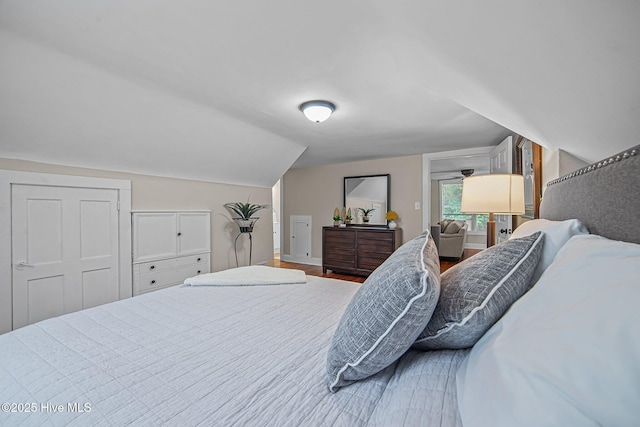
438, 220, 468, 259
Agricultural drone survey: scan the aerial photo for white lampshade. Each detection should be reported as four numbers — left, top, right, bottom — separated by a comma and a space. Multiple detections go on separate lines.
461, 174, 525, 215
299, 100, 335, 123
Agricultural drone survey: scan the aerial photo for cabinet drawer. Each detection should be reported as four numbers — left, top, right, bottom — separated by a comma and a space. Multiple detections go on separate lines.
324, 229, 356, 244
357, 230, 394, 242
358, 238, 394, 254
322, 257, 356, 269
137, 261, 210, 294
137, 254, 209, 273
324, 249, 356, 269
357, 253, 390, 271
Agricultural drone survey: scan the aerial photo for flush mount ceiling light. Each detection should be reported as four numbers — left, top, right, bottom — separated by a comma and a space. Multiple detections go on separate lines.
299, 100, 336, 123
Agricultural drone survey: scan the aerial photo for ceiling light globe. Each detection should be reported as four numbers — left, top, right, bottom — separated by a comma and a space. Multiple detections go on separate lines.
299, 100, 335, 123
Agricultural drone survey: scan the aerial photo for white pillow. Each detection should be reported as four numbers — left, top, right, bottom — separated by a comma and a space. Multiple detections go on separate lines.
456, 234, 640, 427
510, 218, 588, 285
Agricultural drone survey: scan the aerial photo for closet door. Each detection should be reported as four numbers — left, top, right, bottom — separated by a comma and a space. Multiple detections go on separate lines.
12, 185, 120, 328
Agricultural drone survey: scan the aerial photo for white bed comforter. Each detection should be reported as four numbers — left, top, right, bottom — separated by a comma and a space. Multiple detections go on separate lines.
0, 276, 466, 426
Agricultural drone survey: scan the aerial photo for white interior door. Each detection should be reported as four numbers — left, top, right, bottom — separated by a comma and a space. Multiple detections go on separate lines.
490, 136, 513, 244
12, 184, 120, 328
290, 215, 311, 260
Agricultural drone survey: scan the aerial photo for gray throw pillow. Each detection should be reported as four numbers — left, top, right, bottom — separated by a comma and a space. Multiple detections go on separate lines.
413, 232, 544, 350
444, 221, 462, 234
440, 219, 453, 233
326, 233, 440, 392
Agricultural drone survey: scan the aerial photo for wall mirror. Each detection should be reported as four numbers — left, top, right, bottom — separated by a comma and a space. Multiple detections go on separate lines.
344, 174, 390, 225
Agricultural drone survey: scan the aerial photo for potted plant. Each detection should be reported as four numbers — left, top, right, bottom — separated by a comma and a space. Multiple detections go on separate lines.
345, 215, 353, 225
224, 199, 269, 232
357, 207, 376, 223
332, 207, 341, 226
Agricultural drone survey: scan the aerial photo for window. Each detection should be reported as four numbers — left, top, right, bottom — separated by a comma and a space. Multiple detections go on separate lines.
440, 179, 488, 232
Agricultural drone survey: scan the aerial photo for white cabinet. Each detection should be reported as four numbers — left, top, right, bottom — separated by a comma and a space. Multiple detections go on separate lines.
132, 211, 210, 295
133, 211, 210, 262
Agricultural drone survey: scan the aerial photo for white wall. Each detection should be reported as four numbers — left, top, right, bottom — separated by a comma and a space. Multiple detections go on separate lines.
542, 148, 589, 192
283, 155, 424, 260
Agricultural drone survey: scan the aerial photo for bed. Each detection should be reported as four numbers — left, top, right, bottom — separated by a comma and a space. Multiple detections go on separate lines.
1, 145, 638, 426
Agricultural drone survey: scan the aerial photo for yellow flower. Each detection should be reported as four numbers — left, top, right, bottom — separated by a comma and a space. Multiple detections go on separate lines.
386, 211, 398, 221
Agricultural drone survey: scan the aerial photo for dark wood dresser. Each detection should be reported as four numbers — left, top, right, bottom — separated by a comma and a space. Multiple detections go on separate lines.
322, 226, 402, 276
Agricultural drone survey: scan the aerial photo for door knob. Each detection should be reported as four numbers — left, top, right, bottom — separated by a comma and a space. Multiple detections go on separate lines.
15, 261, 34, 268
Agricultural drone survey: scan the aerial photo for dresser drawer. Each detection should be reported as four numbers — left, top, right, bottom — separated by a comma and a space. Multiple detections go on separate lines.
357, 230, 394, 242
137, 261, 209, 294
324, 228, 356, 244
358, 238, 394, 254
133, 253, 210, 295
357, 253, 392, 271
137, 254, 208, 273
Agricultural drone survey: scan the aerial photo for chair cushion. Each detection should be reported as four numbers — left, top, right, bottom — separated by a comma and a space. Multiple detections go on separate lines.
443, 221, 462, 234
440, 219, 454, 233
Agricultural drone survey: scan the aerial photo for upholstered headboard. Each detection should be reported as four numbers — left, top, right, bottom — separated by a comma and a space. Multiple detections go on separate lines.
540, 145, 640, 244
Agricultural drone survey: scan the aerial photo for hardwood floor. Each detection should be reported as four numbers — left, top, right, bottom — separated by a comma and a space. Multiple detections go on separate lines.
439, 249, 481, 274
270, 248, 481, 283
270, 258, 366, 283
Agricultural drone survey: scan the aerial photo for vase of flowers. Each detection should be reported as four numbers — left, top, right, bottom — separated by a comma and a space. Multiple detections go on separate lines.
386, 211, 399, 229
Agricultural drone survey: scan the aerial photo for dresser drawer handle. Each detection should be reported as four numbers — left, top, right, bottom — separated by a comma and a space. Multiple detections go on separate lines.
149, 265, 155, 270
197, 257, 201, 262
197, 270, 201, 274
150, 280, 156, 285
177, 232, 182, 236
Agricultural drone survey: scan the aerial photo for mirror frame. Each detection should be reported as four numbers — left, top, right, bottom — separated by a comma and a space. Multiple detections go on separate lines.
343, 174, 390, 225
515, 137, 543, 219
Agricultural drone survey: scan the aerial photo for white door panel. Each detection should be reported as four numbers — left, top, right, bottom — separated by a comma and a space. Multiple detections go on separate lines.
24, 198, 63, 265
81, 200, 113, 259
82, 268, 116, 309
290, 215, 311, 259
490, 137, 513, 244
27, 275, 65, 325
177, 212, 211, 255
12, 185, 119, 328
132, 212, 177, 262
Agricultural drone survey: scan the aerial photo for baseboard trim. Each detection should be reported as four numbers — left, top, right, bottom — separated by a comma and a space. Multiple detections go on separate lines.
280, 255, 323, 266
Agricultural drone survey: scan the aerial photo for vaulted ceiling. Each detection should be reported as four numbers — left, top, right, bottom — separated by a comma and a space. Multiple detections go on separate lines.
1, 1, 638, 187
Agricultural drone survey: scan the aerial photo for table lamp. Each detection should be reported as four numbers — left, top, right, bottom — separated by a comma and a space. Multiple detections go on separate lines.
461, 174, 525, 247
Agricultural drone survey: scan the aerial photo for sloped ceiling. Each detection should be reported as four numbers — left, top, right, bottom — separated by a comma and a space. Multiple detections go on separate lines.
0, 1, 638, 187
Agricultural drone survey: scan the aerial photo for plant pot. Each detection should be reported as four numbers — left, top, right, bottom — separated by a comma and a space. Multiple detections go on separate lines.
233, 218, 258, 233
333, 221, 339, 227
362, 216, 370, 223
388, 220, 397, 229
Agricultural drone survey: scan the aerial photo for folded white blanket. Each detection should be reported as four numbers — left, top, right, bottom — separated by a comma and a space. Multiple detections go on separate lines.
184, 265, 306, 286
